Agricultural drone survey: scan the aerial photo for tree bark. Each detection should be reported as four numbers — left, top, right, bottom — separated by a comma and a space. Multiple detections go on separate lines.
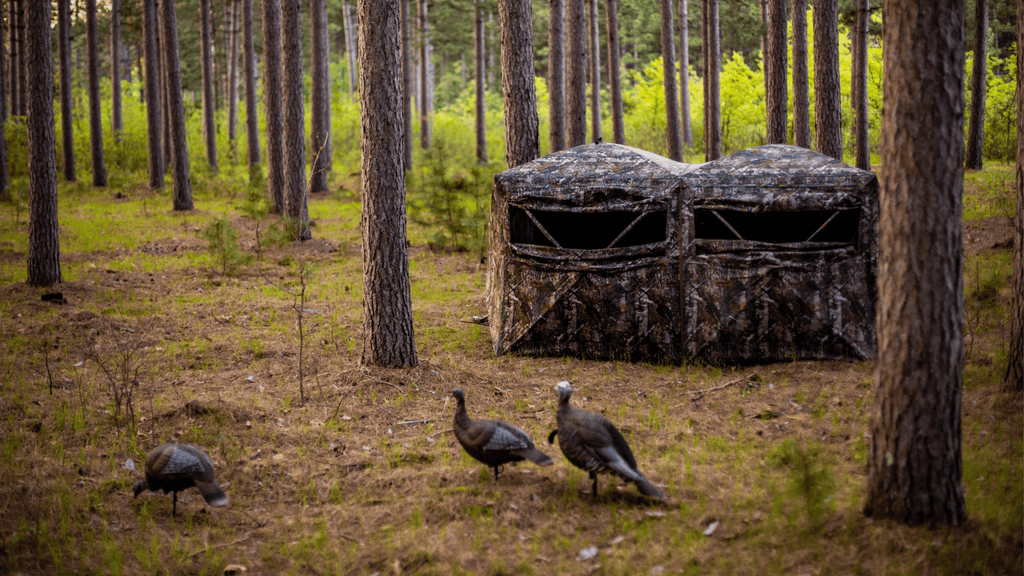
964, 0, 987, 170
401, 0, 412, 168
8, 0, 18, 119
228, 0, 239, 145
703, 0, 721, 160
161, 0, 194, 210
26, 0, 60, 287
0, 1, 7, 197
86, 0, 107, 186
58, 0, 75, 182
111, 0, 123, 143
357, 0, 418, 368
1004, 0, 1023, 393
263, 0, 284, 214
310, 0, 331, 193
159, 0, 172, 170
853, 0, 869, 168
661, 0, 682, 159
419, 0, 432, 149
765, 0, 787, 144
200, 0, 219, 174
548, 0, 566, 152
588, 0, 602, 143
606, 0, 624, 145
475, 0, 488, 163
813, 0, 842, 160
343, 1, 357, 103
865, 0, 967, 526
566, 0, 587, 147
282, 0, 310, 240
15, 0, 23, 116
143, 0, 162, 188
678, 0, 691, 147
242, 0, 260, 178
500, 0, 540, 169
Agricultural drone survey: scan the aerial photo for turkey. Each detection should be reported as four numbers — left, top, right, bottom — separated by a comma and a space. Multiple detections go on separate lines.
452, 388, 553, 479
549, 381, 666, 500
132, 444, 228, 517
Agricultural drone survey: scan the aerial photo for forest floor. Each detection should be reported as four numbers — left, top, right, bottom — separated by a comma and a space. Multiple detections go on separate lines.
0, 164, 1020, 576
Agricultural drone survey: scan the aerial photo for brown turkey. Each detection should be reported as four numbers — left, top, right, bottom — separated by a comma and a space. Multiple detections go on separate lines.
452, 388, 553, 479
132, 443, 228, 517
549, 381, 666, 500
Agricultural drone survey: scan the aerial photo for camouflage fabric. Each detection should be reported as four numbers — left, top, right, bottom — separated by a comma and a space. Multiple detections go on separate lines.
487, 143, 878, 364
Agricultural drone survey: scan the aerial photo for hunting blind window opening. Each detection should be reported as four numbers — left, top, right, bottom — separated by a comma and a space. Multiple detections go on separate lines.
693, 208, 861, 245
509, 206, 668, 250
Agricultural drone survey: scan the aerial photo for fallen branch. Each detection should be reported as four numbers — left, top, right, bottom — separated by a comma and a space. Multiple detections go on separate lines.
396, 419, 432, 426
685, 373, 760, 401
190, 534, 251, 558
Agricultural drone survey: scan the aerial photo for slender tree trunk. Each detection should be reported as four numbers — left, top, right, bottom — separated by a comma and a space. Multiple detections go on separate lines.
162, 0, 193, 210
8, 0, 17, 119
499, 0, 540, 168
566, 0, 587, 147
854, 0, 870, 168
588, 0, 602, 143
281, 0, 310, 240
357, 0, 418, 368
791, 0, 810, 148
0, 1, 7, 198
703, 0, 721, 160
25, 0, 60, 287
865, 0, 966, 526
813, 0, 842, 159
765, 0, 787, 144
228, 0, 239, 145
58, 0, 75, 182
1004, 0, 1023, 392
111, 0, 123, 143
143, 0, 163, 189
159, 0, 172, 170
343, 1, 357, 103
401, 0, 412, 168
965, 0, 987, 170
200, 0, 219, 174
678, 0, 691, 147
548, 0, 566, 152
263, 0, 284, 214
242, 0, 260, 178
475, 0, 488, 163
419, 0, 431, 149
86, 0, 107, 186
660, 0, 682, 159
136, 43, 144, 102
310, 0, 331, 193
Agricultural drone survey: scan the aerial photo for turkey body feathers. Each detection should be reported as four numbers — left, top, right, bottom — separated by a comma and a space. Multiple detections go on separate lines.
452, 388, 553, 479
133, 444, 228, 516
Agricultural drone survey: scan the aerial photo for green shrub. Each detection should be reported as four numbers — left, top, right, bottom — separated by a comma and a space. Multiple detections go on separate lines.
203, 216, 253, 276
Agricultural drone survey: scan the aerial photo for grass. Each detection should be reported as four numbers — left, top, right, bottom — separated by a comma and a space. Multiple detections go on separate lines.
0, 161, 1019, 575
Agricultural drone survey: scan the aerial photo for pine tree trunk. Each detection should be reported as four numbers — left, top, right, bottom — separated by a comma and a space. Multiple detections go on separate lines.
964, 0, 987, 170
58, 0, 76, 182
678, 0, 691, 148
853, 0, 869, 169
865, 0, 966, 526
765, 0, 787, 144
281, 0, 310, 240
227, 0, 239, 145
310, 0, 331, 193
159, 0, 172, 170
0, 1, 7, 198
419, 0, 431, 149
660, 0, 682, 159
475, 0, 488, 163
143, 0, 163, 189
263, 0, 284, 214
161, 0, 194, 210
86, 0, 107, 186
15, 0, 23, 116
111, 0, 123, 143
200, 0, 219, 174
7, 0, 17, 119
242, 0, 260, 177
499, 0, 540, 169
588, 0, 602, 143
26, 0, 60, 287
1004, 1, 1023, 393
401, 0, 412, 168
357, 0, 418, 368
343, 1, 357, 103
703, 0, 721, 160
813, 0, 842, 160
548, 0, 566, 152
566, 0, 587, 147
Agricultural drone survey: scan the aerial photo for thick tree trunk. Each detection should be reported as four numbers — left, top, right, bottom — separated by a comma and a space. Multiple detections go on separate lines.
678, 0, 691, 148
548, 0, 566, 152
965, 0, 987, 170
281, 0, 310, 240
26, 0, 60, 287
200, 0, 219, 174
86, 0, 107, 186
703, 0, 721, 160
310, 0, 331, 193
419, 0, 432, 149
660, 0, 682, 159
111, 0, 123, 143
566, 0, 587, 147
765, 0, 787, 144
242, 0, 260, 178
58, 0, 75, 182
161, 0, 194, 210
588, 0, 602, 143
401, 0, 412, 168
813, 0, 842, 160
263, 0, 284, 214
853, 0, 869, 168
143, 0, 162, 189
357, 0, 418, 368
499, 0, 540, 169
475, 0, 488, 163
1004, 1, 1023, 393
865, 0, 966, 526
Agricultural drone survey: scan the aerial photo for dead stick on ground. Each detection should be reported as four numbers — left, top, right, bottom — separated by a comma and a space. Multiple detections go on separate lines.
682, 373, 759, 403
190, 534, 252, 557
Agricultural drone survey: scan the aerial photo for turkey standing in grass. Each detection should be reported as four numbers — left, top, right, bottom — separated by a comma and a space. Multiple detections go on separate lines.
548, 381, 666, 500
132, 444, 228, 517
452, 388, 553, 479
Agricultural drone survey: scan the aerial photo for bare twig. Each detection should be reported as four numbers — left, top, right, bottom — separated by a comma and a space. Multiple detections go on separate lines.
396, 419, 432, 426
189, 534, 252, 558
684, 373, 760, 401
428, 428, 453, 439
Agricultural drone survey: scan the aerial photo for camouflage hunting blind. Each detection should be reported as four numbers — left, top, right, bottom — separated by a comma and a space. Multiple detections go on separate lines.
487, 143, 879, 364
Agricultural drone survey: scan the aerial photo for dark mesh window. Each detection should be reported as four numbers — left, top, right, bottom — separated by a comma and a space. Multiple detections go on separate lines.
694, 208, 860, 243
510, 207, 667, 249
